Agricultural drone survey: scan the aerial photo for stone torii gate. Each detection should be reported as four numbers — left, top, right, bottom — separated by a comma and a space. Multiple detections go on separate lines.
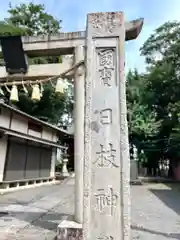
0, 11, 143, 239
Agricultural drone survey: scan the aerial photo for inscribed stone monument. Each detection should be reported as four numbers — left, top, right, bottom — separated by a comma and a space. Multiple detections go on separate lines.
83, 12, 130, 239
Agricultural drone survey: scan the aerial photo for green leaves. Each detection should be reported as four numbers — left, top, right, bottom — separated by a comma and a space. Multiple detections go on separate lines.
140, 21, 180, 65
136, 20, 180, 167
0, 2, 73, 126
0, 21, 27, 36
127, 69, 160, 143
7, 3, 61, 36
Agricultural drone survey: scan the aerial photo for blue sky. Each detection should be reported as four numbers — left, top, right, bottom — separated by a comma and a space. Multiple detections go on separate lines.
0, 0, 180, 73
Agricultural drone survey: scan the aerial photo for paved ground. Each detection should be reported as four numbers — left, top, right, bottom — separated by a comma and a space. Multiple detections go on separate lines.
131, 183, 180, 239
0, 179, 180, 239
0, 179, 75, 240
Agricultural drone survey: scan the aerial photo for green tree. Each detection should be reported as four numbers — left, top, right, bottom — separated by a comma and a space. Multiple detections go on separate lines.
8, 2, 61, 36
140, 21, 180, 65
126, 69, 161, 172
140, 21, 180, 176
0, 20, 26, 36
0, 3, 73, 126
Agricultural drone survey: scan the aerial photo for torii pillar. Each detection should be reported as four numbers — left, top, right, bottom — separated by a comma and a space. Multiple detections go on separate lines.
74, 45, 85, 224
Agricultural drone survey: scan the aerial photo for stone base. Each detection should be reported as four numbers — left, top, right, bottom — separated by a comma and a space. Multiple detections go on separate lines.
70, 172, 75, 178
61, 172, 70, 178
57, 220, 82, 240
130, 179, 143, 185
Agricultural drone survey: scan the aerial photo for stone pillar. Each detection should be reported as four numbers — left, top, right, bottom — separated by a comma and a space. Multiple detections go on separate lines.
83, 12, 130, 239
50, 147, 56, 178
0, 136, 8, 182
74, 46, 84, 224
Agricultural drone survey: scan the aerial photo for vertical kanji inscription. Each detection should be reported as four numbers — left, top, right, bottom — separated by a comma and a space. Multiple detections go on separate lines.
93, 143, 119, 168
94, 187, 118, 216
100, 108, 112, 125
91, 12, 123, 34
98, 49, 115, 86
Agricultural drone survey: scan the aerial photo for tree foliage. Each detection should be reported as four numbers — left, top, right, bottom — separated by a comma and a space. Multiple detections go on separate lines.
8, 3, 61, 36
0, 3, 73, 126
128, 20, 180, 175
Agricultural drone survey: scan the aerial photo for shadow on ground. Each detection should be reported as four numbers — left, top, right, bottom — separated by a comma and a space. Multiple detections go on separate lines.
2, 210, 74, 232
131, 225, 180, 239
150, 184, 180, 216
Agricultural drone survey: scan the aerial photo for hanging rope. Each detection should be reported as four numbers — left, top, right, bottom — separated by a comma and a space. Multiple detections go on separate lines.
0, 60, 84, 102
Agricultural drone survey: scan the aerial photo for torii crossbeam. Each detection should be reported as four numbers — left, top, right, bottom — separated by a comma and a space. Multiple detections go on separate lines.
0, 18, 143, 57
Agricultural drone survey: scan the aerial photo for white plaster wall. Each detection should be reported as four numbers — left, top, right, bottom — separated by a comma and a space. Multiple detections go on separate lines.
0, 108, 10, 128
42, 127, 53, 141
0, 107, 59, 144
11, 113, 28, 133
52, 132, 58, 142
0, 136, 8, 182
28, 129, 41, 138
